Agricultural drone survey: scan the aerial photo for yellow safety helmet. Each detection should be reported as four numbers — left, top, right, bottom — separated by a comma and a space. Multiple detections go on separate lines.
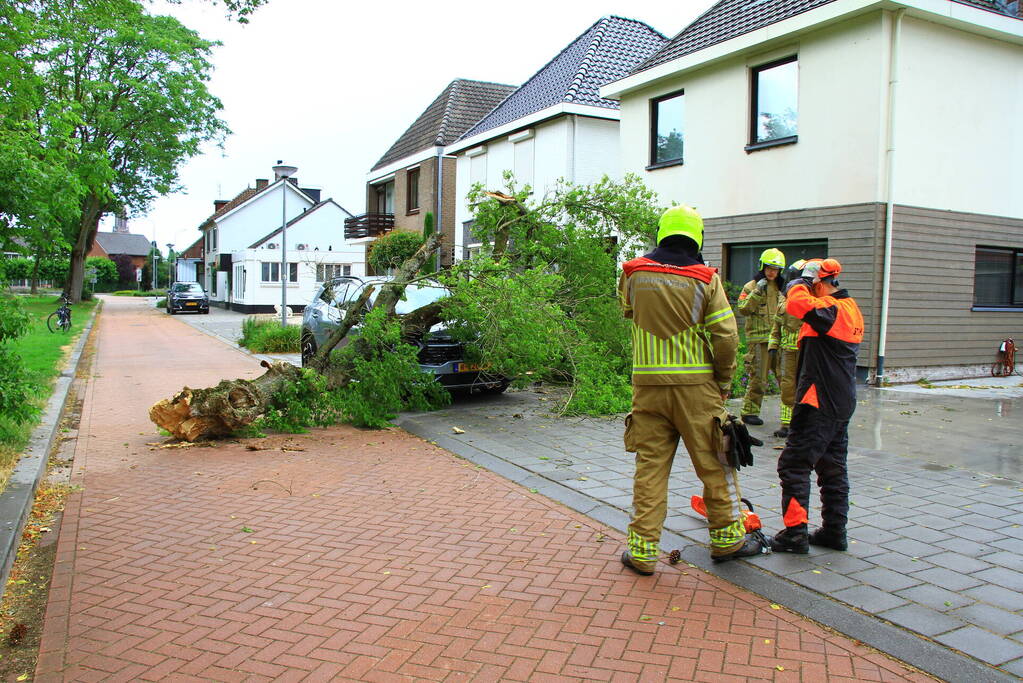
760, 248, 786, 270
657, 205, 704, 250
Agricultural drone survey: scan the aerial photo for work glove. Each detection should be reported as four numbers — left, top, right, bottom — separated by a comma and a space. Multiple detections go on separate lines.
785, 277, 809, 294
756, 278, 768, 293
718, 415, 763, 470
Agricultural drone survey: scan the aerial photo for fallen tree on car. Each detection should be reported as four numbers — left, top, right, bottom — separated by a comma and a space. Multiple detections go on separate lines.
149, 174, 664, 441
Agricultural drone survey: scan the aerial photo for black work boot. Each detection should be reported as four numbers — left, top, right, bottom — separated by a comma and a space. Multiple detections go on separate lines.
712, 532, 771, 563
809, 527, 848, 551
742, 414, 764, 426
770, 525, 809, 554
773, 426, 789, 438
620, 550, 655, 575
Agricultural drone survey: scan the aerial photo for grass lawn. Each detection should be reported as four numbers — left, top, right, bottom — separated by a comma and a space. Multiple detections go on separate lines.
0, 294, 98, 492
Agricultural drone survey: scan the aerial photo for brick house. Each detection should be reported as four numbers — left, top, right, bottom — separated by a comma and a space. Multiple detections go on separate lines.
353, 79, 517, 269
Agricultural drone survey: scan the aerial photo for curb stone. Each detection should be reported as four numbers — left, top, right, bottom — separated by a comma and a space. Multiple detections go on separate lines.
0, 301, 99, 600
396, 413, 1019, 683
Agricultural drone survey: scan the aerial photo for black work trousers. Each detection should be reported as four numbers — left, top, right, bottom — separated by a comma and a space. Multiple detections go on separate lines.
777, 403, 850, 531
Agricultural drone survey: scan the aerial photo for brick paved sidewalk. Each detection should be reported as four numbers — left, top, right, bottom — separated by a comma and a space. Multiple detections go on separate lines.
36, 298, 932, 681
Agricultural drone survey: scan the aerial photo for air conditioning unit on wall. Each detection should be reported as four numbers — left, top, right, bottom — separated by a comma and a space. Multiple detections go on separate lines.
267, 243, 277, 249
297, 244, 307, 251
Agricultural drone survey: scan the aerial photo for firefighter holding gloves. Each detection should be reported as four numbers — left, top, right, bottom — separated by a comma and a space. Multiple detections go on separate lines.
618, 206, 769, 574
738, 249, 786, 425
770, 258, 864, 554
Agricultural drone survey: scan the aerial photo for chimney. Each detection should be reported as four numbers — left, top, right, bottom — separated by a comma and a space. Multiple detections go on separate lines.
255, 178, 269, 190
114, 212, 129, 234
213, 200, 228, 212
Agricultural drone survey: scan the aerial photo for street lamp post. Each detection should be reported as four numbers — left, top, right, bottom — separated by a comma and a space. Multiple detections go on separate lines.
150, 240, 158, 291
166, 242, 175, 286
273, 161, 298, 327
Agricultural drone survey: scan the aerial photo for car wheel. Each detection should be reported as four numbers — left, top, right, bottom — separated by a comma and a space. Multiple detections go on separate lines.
301, 331, 317, 367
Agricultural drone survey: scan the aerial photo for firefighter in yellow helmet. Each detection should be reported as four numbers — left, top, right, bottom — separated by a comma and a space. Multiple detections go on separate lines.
737, 248, 786, 425
769, 259, 806, 438
618, 205, 770, 573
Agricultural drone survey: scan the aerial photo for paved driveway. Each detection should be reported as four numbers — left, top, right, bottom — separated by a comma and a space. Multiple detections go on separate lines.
398, 379, 1023, 678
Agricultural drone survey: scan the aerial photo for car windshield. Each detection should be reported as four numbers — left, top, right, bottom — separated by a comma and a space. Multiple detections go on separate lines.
172, 283, 203, 293
351, 282, 448, 314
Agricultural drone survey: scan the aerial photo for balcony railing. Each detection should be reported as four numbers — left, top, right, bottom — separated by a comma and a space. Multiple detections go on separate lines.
344, 212, 394, 240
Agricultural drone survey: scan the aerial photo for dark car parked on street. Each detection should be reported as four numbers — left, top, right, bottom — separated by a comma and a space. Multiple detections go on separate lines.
301, 277, 508, 393
166, 282, 210, 314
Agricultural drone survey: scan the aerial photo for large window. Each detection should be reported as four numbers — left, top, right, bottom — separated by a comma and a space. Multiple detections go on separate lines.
375, 181, 394, 214
316, 264, 352, 281
749, 56, 798, 150
261, 262, 298, 283
649, 90, 685, 167
407, 168, 420, 212
725, 239, 827, 290
975, 247, 1023, 308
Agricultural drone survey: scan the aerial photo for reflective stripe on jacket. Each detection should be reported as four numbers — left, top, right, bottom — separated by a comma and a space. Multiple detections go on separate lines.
786, 283, 864, 420
619, 257, 738, 388
770, 309, 802, 351
737, 279, 784, 343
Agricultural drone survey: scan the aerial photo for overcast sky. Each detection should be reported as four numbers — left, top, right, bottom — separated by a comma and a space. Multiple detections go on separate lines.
123, 0, 717, 253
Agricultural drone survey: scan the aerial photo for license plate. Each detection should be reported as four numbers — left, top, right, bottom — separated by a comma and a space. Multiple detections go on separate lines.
455, 362, 484, 373
186, 302, 197, 306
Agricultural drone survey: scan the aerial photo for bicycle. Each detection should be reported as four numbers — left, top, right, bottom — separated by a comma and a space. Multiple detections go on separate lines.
47, 294, 72, 333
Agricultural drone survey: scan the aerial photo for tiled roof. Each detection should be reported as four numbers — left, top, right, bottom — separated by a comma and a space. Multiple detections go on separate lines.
93, 232, 153, 257
632, 0, 1018, 76
247, 199, 354, 249
459, 16, 667, 141
198, 185, 259, 230
371, 79, 517, 172
953, 0, 1020, 15
632, 0, 837, 75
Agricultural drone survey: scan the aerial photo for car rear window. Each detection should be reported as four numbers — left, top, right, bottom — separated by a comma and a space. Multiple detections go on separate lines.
356, 282, 448, 314
172, 283, 204, 293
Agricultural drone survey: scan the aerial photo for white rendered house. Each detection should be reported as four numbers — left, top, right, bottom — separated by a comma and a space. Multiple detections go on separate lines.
197, 167, 363, 314
601, 0, 1023, 382
447, 16, 667, 260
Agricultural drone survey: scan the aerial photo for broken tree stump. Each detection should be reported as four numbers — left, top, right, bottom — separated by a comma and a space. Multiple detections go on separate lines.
149, 360, 301, 442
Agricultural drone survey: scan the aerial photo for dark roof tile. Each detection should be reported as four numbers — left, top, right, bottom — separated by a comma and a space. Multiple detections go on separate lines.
460, 16, 667, 141
93, 232, 153, 257
632, 0, 1018, 77
371, 79, 516, 171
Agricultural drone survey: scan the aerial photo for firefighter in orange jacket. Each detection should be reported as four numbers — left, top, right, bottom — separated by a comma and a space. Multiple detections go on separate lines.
768, 259, 807, 439
770, 258, 864, 554
618, 206, 769, 574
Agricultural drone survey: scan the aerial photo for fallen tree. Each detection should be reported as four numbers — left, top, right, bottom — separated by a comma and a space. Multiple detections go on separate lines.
150, 234, 444, 440
150, 174, 666, 440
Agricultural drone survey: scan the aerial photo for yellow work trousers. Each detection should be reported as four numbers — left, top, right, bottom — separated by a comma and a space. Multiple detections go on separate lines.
779, 348, 799, 425
625, 382, 745, 562
741, 342, 775, 416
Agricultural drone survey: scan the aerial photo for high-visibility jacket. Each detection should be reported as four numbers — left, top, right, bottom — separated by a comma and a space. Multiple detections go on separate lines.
770, 308, 802, 352
738, 279, 784, 343
786, 283, 864, 420
618, 255, 738, 391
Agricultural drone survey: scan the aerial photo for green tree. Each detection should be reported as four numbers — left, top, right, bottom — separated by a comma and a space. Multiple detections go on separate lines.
9, 0, 228, 303
368, 231, 426, 275
440, 173, 661, 415
86, 256, 117, 290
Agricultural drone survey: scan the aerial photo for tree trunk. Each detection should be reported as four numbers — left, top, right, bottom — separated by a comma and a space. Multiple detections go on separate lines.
30, 249, 41, 296
67, 194, 102, 304
149, 360, 301, 441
